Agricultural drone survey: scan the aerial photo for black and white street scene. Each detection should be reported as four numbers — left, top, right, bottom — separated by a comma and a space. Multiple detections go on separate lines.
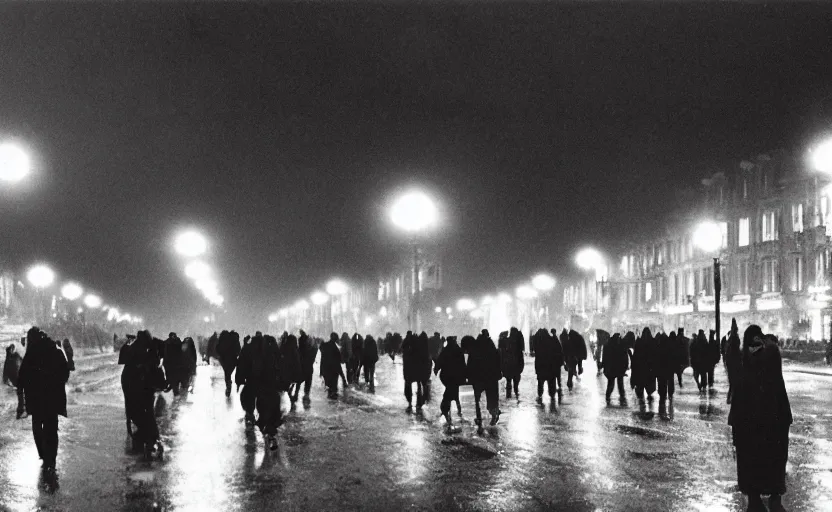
2, 3, 832, 512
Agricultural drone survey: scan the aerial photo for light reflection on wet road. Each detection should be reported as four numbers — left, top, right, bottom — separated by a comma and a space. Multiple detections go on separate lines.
0, 354, 830, 511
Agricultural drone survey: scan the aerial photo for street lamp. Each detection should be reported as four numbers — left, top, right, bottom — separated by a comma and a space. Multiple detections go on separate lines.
693, 221, 724, 342
84, 294, 102, 309
532, 274, 556, 326
0, 142, 30, 183
456, 298, 476, 312
174, 230, 208, 258
311, 291, 329, 305
810, 137, 832, 174
390, 190, 439, 333
576, 248, 607, 314
185, 260, 211, 280
27, 263, 55, 326
61, 282, 83, 301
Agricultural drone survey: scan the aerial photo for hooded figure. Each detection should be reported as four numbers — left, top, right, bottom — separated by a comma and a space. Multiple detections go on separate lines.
216, 330, 242, 397
349, 334, 364, 385
4, 344, 26, 418
501, 328, 525, 399
434, 335, 466, 426
17, 328, 70, 472
253, 335, 283, 450
690, 329, 713, 391
594, 329, 610, 376
182, 337, 198, 392
320, 333, 347, 398
120, 330, 164, 458
655, 332, 677, 417
235, 333, 260, 427
280, 334, 304, 401
428, 332, 443, 362
728, 325, 792, 512
724, 319, 742, 404
296, 330, 319, 402
675, 328, 691, 387
163, 333, 187, 396
362, 335, 379, 390
534, 329, 562, 399
603, 333, 629, 402
466, 330, 502, 427
630, 328, 658, 402
563, 330, 588, 390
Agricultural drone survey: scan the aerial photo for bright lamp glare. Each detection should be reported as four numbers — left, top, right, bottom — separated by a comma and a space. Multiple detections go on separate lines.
311, 291, 329, 305
278, 308, 288, 318
0, 143, 30, 183
195, 278, 218, 293
532, 274, 556, 292
497, 292, 512, 304
390, 191, 438, 233
294, 299, 309, 311
27, 264, 55, 289
481, 295, 494, 306
456, 298, 476, 312
326, 279, 348, 296
364, 317, 373, 327
174, 230, 208, 258
60, 282, 83, 301
811, 138, 832, 174
576, 248, 604, 271
268, 313, 278, 322
516, 285, 538, 300
185, 260, 211, 280
84, 294, 102, 309
693, 221, 722, 253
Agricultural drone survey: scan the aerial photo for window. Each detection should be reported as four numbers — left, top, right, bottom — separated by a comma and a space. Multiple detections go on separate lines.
719, 221, 728, 249
718, 185, 724, 205
378, 281, 384, 301
762, 210, 778, 242
737, 260, 748, 294
645, 282, 652, 302
762, 259, 779, 292
739, 217, 750, 247
743, 179, 748, 199
792, 256, 803, 292
620, 256, 628, 276
672, 273, 679, 304
395, 277, 401, 299
816, 251, 828, 286
686, 270, 695, 297
792, 204, 804, 233
657, 245, 663, 266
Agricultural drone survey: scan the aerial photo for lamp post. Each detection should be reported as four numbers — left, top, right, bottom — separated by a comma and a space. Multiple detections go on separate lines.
27, 263, 55, 325
693, 221, 723, 342
311, 291, 329, 335
326, 279, 348, 334
390, 190, 438, 333
0, 142, 31, 184
532, 274, 556, 327
576, 248, 606, 314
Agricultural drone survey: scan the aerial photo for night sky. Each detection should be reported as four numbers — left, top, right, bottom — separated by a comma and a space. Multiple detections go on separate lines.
1, 3, 831, 329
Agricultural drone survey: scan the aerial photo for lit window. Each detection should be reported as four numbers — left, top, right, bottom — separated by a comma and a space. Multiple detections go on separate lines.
743, 179, 748, 199
762, 259, 779, 292
737, 261, 748, 294
792, 204, 804, 233
657, 246, 663, 266
739, 217, 750, 247
378, 282, 384, 301
395, 278, 401, 299
792, 257, 803, 292
719, 221, 728, 248
762, 210, 778, 242
645, 282, 652, 302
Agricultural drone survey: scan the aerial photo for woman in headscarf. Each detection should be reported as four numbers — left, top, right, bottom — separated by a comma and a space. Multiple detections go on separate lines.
18, 327, 70, 472
729, 325, 791, 512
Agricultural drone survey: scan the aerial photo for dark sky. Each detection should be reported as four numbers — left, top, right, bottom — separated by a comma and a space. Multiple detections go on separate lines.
1, 3, 831, 329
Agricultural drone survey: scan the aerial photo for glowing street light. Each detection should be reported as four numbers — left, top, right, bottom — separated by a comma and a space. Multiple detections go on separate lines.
390, 190, 438, 233
532, 274, 556, 292
481, 295, 494, 306
174, 230, 208, 258
311, 291, 329, 305
325, 279, 348, 296
497, 292, 512, 304
27, 264, 55, 289
0, 142, 31, 183
811, 137, 832, 174
60, 282, 84, 301
268, 313, 278, 323
456, 298, 476, 312
278, 308, 288, 318
195, 277, 218, 294
576, 248, 604, 272
693, 221, 723, 253
294, 299, 310, 311
84, 294, 102, 309
516, 285, 538, 300
185, 260, 211, 280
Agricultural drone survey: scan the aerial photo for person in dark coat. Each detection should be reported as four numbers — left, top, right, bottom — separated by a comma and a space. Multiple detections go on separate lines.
163, 333, 187, 396
121, 330, 165, 458
402, 331, 422, 408
690, 329, 711, 392
362, 335, 379, 391
204, 331, 219, 363
4, 344, 26, 419
428, 332, 443, 363
349, 334, 364, 385
675, 328, 690, 387
656, 332, 678, 417
501, 328, 525, 399
434, 335, 466, 428
630, 328, 658, 402
17, 328, 70, 472
563, 329, 588, 390
549, 329, 565, 394
182, 337, 198, 392
387, 332, 403, 360
467, 330, 502, 427
338, 333, 352, 383
252, 335, 283, 451
594, 330, 610, 376
725, 319, 742, 405
534, 329, 562, 399
216, 330, 241, 397
235, 334, 258, 427
295, 330, 318, 402
707, 328, 722, 391
320, 333, 347, 398
729, 325, 792, 512
280, 334, 303, 403
603, 333, 629, 402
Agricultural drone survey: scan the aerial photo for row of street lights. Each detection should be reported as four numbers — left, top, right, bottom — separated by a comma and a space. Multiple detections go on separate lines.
173, 229, 224, 308
268, 278, 350, 333
24, 262, 142, 326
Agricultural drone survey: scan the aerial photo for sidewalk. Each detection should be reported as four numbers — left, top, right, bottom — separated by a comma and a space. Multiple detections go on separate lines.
782, 359, 832, 377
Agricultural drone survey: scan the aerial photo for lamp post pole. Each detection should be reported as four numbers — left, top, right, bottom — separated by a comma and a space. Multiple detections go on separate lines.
411, 241, 420, 333
714, 257, 721, 341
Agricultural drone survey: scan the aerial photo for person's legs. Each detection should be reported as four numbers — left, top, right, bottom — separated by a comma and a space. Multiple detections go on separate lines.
616, 376, 626, 399
605, 378, 615, 401
15, 386, 25, 418
42, 414, 59, 468
473, 384, 484, 425
707, 368, 715, 388
505, 377, 512, 399
537, 378, 544, 398
31, 415, 44, 460
486, 381, 500, 424
404, 380, 413, 405
513, 376, 520, 397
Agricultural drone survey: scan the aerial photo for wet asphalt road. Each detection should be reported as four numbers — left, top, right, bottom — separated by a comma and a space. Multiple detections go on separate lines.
1, 353, 831, 512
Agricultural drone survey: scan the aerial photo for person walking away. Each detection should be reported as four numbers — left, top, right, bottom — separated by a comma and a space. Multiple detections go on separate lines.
279, 334, 303, 404
350, 334, 364, 385
603, 333, 629, 403
563, 330, 588, 390
416, 332, 433, 402
362, 335, 379, 391
434, 335, 466, 430
163, 333, 187, 396
675, 328, 690, 387
501, 328, 525, 399
729, 326, 791, 512
466, 330, 502, 427
236, 334, 258, 428
725, 319, 742, 404
656, 332, 678, 418
296, 330, 319, 402
204, 331, 219, 364
320, 333, 346, 398
594, 329, 610, 376
428, 332, 443, 364
707, 329, 722, 393
630, 328, 658, 404
17, 328, 70, 473
252, 335, 283, 450
4, 344, 26, 419
182, 337, 198, 392
534, 329, 561, 401
550, 329, 565, 394
690, 330, 710, 392
339, 333, 353, 384
216, 331, 241, 397
401, 331, 423, 409
122, 330, 166, 458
